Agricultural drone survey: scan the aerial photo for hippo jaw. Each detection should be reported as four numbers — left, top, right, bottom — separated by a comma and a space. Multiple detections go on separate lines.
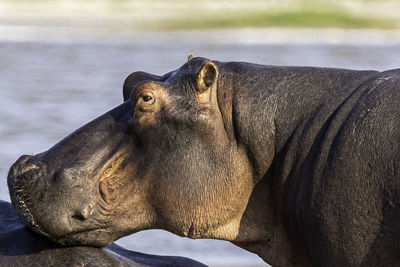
7, 150, 156, 247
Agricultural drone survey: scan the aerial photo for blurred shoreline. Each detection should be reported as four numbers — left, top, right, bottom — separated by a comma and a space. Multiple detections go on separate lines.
1, 25, 400, 46
1, 0, 400, 46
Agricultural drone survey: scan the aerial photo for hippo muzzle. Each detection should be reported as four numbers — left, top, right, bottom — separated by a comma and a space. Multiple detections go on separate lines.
7, 102, 139, 246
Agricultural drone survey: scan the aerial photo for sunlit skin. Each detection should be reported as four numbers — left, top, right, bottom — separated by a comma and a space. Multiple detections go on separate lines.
8, 57, 400, 266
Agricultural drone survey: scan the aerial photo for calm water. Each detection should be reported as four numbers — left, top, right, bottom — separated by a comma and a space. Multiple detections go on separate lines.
0, 29, 399, 266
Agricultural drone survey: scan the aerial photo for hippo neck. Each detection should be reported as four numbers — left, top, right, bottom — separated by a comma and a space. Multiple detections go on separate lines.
217, 62, 379, 181
216, 61, 379, 265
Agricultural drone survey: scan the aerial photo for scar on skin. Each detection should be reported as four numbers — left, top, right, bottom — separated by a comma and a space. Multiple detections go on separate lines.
21, 164, 38, 173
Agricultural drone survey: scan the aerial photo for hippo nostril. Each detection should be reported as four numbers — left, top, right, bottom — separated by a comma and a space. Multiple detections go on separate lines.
21, 164, 39, 173
52, 169, 62, 182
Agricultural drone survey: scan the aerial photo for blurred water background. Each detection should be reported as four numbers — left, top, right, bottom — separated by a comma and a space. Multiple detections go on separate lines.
0, 0, 399, 266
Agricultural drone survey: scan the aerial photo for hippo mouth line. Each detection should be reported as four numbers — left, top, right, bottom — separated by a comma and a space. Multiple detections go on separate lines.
55, 227, 111, 246
8, 172, 51, 239
56, 227, 100, 241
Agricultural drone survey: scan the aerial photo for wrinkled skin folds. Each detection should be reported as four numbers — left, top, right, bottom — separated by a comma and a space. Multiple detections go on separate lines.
8, 57, 400, 266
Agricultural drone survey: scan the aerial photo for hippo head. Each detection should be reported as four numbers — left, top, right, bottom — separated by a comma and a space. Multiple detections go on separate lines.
7, 57, 261, 246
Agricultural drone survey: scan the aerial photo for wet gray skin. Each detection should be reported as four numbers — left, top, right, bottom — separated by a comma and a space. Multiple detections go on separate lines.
8, 57, 400, 266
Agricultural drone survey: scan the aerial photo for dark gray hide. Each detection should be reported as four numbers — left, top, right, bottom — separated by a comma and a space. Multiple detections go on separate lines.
0, 200, 206, 267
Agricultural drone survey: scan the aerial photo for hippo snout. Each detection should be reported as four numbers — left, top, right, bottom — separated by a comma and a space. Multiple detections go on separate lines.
7, 154, 104, 243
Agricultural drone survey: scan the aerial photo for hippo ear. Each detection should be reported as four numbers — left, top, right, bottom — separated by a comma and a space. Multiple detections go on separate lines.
196, 62, 218, 94
188, 53, 195, 61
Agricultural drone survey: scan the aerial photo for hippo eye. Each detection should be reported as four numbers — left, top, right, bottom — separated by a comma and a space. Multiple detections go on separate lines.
143, 96, 152, 102
136, 91, 156, 109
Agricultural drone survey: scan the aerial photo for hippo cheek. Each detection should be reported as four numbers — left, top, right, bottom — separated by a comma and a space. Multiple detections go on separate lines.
97, 171, 158, 236
51, 161, 142, 245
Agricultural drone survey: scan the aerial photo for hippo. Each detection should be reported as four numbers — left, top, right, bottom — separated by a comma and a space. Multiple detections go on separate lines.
7, 56, 400, 266
0, 200, 206, 267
